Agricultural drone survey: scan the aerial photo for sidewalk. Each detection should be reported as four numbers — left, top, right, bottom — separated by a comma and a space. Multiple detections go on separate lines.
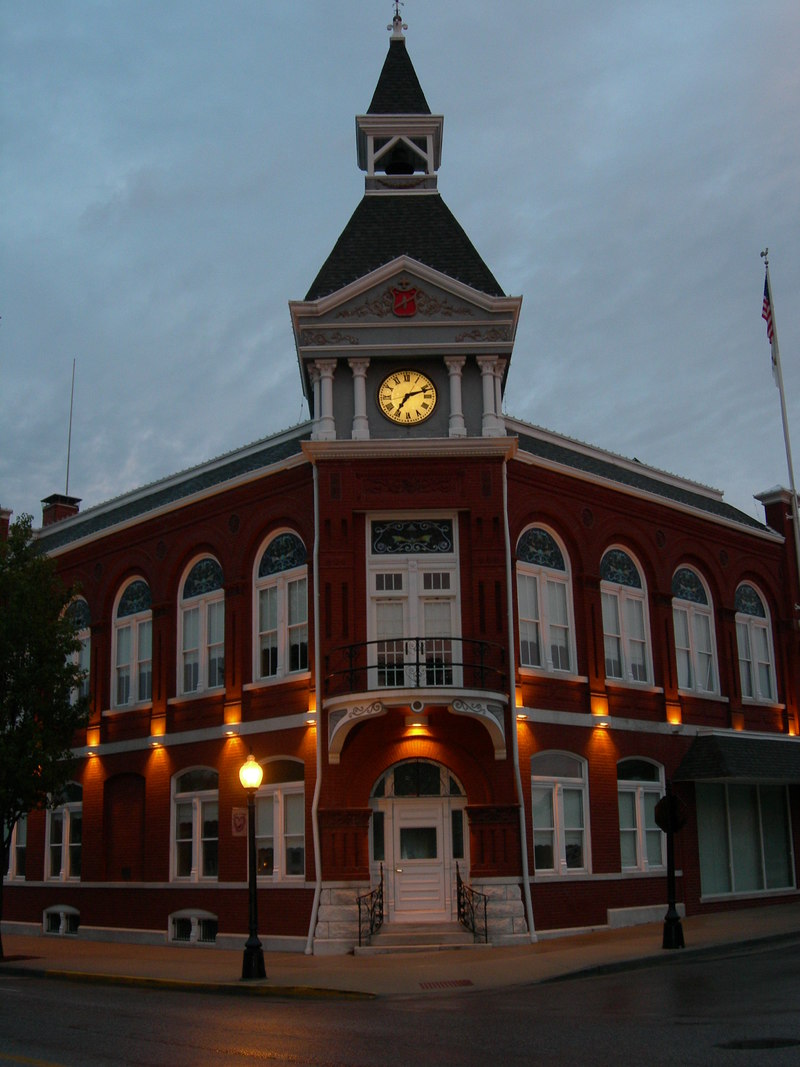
2, 902, 800, 999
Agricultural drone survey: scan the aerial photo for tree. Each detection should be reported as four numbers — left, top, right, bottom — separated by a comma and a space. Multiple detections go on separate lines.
0, 514, 89, 959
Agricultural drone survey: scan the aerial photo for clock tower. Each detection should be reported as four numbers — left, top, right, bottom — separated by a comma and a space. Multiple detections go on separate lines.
289, 12, 522, 442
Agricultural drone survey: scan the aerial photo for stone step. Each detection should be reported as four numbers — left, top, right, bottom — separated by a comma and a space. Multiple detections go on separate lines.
354, 921, 490, 956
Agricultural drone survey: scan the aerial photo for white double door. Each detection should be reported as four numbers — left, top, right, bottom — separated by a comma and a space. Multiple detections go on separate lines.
376, 798, 465, 923
371, 560, 459, 689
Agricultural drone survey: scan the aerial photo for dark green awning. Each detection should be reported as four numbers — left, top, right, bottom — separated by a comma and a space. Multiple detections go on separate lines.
674, 734, 800, 784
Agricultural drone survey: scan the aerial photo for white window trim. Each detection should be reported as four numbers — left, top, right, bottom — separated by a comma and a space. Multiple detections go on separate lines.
178, 558, 225, 697
735, 585, 778, 705
171, 770, 219, 882
672, 570, 719, 696
255, 780, 306, 881
600, 550, 654, 686
46, 796, 82, 882
617, 761, 665, 873
252, 533, 310, 685
5, 816, 27, 880
515, 529, 576, 675
111, 579, 152, 710
69, 598, 91, 704
531, 754, 590, 877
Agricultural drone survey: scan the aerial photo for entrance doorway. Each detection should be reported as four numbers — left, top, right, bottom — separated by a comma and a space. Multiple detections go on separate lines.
370, 760, 467, 923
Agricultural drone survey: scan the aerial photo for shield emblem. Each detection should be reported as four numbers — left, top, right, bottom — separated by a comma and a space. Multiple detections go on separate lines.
392, 286, 417, 316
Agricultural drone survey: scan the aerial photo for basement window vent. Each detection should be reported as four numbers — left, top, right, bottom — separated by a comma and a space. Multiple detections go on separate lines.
44, 907, 79, 936
169, 911, 218, 945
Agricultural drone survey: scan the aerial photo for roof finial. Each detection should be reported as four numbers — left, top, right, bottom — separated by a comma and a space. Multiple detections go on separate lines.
388, 1, 407, 38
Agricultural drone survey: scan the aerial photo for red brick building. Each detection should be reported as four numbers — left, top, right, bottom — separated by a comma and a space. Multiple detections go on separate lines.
4, 17, 799, 952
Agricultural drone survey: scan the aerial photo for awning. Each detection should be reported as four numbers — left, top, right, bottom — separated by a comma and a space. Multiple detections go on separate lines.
674, 734, 800, 784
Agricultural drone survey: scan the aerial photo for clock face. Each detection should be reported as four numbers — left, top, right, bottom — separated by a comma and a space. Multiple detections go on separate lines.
378, 370, 437, 425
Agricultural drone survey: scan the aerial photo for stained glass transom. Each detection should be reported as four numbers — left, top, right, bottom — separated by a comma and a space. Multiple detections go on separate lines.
735, 584, 766, 618
600, 550, 642, 589
258, 534, 306, 577
117, 580, 151, 618
176, 769, 218, 793
183, 558, 223, 599
371, 519, 454, 555
67, 599, 91, 629
517, 528, 566, 571
617, 759, 660, 782
672, 568, 708, 605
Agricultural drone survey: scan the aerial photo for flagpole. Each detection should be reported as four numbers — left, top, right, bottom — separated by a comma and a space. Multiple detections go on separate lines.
761, 249, 800, 597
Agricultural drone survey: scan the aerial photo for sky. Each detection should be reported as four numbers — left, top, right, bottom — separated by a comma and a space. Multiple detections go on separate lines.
1, 0, 799, 527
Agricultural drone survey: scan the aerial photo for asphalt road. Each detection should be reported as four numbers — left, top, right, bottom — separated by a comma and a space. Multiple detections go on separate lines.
1, 940, 799, 1066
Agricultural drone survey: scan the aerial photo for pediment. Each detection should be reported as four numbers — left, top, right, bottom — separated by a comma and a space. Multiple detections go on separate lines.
290, 257, 522, 394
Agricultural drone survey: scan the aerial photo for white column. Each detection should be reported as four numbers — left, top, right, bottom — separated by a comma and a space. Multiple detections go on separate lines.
477, 356, 503, 437
494, 359, 507, 433
308, 365, 322, 440
444, 356, 467, 437
314, 360, 337, 441
348, 358, 370, 440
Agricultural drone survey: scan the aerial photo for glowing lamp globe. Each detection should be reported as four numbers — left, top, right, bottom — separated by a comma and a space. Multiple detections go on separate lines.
239, 754, 264, 792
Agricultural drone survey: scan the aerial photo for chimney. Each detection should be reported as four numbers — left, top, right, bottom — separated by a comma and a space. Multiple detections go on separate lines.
41, 494, 81, 527
0, 508, 11, 541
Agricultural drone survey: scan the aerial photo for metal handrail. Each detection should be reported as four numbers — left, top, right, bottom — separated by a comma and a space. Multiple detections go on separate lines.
357, 864, 384, 947
456, 862, 488, 944
324, 636, 506, 697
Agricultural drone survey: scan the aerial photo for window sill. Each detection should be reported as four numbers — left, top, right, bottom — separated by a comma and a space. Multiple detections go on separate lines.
677, 690, 728, 703
244, 672, 311, 691
102, 703, 152, 717
168, 690, 225, 705
740, 697, 785, 710
519, 668, 588, 684
605, 680, 664, 695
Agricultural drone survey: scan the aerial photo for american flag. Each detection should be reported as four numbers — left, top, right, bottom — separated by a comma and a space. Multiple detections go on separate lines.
762, 277, 774, 344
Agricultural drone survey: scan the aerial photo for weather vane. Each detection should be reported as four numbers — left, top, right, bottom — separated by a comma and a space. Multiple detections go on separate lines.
761, 247, 769, 267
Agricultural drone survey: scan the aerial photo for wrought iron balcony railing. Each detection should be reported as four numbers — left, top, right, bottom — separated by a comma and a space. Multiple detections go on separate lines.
324, 636, 506, 698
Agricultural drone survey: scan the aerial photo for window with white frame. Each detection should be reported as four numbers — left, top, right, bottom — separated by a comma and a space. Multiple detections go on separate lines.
173, 769, 218, 880
179, 558, 225, 695
254, 533, 308, 682
600, 549, 651, 684
697, 782, 794, 896
672, 568, 718, 694
112, 579, 152, 708
47, 784, 82, 880
531, 752, 588, 873
67, 598, 91, 702
516, 526, 575, 673
4, 816, 27, 880
617, 759, 665, 871
254, 760, 305, 879
735, 584, 777, 703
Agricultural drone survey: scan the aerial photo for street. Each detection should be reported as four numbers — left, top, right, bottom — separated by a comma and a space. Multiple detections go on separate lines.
1, 940, 799, 1066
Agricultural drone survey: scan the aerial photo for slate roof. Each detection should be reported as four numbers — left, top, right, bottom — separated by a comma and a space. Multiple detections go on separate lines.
36, 425, 311, 553
305, 194, 505, 300
513, 427, 770, 532
674, 734, 800, 783
368, 36, 431, 114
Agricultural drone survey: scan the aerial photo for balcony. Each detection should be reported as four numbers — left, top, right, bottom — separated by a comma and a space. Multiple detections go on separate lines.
324, 636, 507, 699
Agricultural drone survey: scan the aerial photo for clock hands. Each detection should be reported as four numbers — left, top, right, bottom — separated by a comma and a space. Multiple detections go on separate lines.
395, 387, 427, 414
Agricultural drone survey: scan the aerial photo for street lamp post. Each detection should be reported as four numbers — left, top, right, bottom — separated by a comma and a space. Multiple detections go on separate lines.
239, 753, 266, 980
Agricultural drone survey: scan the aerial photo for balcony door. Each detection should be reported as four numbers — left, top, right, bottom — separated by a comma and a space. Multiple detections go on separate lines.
370, 559, 459, 689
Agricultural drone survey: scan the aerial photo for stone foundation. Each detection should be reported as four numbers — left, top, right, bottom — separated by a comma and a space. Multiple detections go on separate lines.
472, 880, 530, 945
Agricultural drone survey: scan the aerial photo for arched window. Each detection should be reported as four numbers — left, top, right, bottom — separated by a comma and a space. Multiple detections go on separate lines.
67, 598, 91, 701
179, 558, 224, 695
47, 783, 82, 880
254, 759, 305, 879
112, 579, 152, 708
617, 759, 664, 871
671, 567, 718, 694
5, 816, 27, 880
735, 583, 776, 702
531, 752, 588, 873
600, 549, 651, 684
254, 532, 308, 681
173, 769, 218, 881
516, 527, 575, 673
